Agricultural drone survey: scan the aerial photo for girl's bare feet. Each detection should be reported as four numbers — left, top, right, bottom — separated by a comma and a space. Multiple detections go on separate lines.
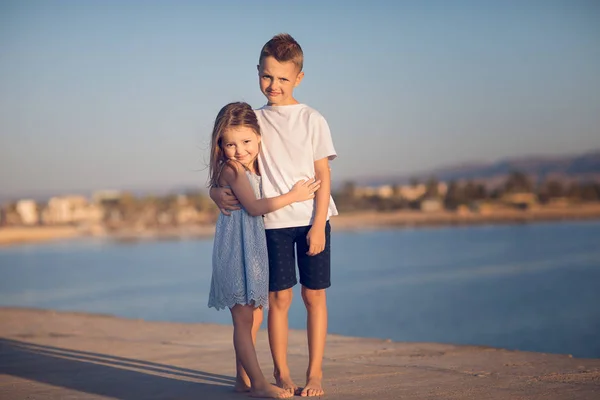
300, 376, 324, 397
250, 383, 293, 399
274, 374, 298, 395
234, 376, 251, 392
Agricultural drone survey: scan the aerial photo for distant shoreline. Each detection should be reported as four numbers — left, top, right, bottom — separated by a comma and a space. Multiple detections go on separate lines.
0, 226, 82, 247
2, 203, 600, 247
332, 203, 600, 230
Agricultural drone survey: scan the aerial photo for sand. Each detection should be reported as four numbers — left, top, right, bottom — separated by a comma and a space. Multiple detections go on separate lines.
0, 226, 80, 247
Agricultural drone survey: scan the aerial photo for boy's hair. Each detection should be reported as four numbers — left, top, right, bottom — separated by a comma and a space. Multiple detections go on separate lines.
259, 33, 304, 71
208, 102, 261, 188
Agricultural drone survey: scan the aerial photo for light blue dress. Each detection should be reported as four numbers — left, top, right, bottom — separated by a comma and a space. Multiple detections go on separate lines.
208, 171, 269, 310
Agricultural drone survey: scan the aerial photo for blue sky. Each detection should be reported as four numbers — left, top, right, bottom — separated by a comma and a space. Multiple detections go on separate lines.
1, 0, 599, 198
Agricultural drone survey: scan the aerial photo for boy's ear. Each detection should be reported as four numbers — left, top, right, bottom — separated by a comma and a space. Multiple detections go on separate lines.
256, 64, 260, 73
294, 71, 305, 87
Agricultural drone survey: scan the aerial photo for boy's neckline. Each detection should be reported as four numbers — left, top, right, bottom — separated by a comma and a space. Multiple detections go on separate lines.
262, 103, 305, 109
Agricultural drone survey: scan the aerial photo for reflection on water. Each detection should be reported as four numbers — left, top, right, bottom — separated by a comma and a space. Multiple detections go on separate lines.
1, 221, 599, 358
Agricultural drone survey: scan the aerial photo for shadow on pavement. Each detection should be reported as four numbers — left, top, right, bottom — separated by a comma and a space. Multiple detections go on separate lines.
0, 337, 240, 399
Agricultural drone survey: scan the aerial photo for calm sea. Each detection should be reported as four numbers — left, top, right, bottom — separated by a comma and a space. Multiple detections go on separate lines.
1, 221, 599, 358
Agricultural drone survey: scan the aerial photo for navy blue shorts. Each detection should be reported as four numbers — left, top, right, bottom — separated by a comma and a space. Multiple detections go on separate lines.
265, 221, 331, 292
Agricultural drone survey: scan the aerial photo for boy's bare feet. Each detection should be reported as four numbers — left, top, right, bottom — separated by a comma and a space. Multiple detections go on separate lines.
300, 376, 324, 397
250, 383, 293, 399
274, 374, 298, 395
234, 376, 251, 392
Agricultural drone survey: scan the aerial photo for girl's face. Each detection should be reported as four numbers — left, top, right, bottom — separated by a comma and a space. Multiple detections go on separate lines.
221, 126, 261, 168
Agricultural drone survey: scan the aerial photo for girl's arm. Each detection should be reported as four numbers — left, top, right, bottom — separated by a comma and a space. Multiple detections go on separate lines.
221, 162, 320, 217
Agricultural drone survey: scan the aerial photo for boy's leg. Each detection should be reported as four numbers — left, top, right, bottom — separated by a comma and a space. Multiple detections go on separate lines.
300, 287, 327, 397
296, 221, 331, 397
265, 227, 299, 394
230, 305, 292, 399
235, 306, 263, 392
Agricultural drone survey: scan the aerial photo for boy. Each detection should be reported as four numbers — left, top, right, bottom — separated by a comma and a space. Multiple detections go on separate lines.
212, 33, 337, 397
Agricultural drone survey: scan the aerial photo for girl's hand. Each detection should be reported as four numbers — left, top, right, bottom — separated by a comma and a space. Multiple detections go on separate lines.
289, 178, 321, 203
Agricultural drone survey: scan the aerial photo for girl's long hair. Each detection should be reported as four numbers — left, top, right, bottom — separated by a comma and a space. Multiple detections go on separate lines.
208, 102, 261, 188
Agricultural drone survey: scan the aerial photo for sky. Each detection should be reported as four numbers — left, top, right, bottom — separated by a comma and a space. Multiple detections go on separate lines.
1, 0, 599, 198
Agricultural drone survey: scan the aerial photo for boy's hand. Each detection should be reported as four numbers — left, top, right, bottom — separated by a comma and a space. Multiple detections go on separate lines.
306, 226, 326, 256
210, 187, 240, 216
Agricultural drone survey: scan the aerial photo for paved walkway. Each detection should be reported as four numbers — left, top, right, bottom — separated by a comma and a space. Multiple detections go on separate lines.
1, 308, 598, 399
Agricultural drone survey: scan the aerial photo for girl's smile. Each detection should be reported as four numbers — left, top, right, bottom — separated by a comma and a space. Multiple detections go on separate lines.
221, 126, 261, 169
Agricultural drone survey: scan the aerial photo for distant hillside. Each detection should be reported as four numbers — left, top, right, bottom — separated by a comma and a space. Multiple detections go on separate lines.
356, 150, 600, 187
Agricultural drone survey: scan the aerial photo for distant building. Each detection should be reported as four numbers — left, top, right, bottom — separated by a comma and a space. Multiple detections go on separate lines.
42, 195, 103, 225
350, 182, 447, 202
420, 198, 444, 212
375, 185, 393, 198
502, 192, 538, 209
92, 190, 123, 204
397, 184, 427, 202
352, 186, 377, 198
437, 182, 448, 197
16, 199, 39, 225
1, 204, 22, 226
176, 206, 200, 225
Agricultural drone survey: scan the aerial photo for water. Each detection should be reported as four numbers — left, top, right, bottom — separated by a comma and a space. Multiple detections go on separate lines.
1, 221, 599, 358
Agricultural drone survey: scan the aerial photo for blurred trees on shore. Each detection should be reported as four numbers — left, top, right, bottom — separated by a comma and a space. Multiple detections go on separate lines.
3, 170, 600, 228
333, 170, 600, 213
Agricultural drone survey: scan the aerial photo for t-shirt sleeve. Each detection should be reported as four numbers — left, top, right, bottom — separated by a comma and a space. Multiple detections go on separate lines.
311, 114, 337, 161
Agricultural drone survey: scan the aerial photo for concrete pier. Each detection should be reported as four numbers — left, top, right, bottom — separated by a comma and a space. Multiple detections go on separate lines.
1, 308, 598, 399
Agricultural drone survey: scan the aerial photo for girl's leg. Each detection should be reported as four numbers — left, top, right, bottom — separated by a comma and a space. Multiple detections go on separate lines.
235, 306, 264, 392
230, 304, 292, 399
268, 288, 296, 394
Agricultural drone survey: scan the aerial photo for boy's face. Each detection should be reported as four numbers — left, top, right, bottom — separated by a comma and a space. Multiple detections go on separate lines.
257, 56, 304, 106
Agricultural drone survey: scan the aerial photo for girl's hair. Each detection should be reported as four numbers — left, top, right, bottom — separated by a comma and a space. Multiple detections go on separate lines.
208, 102, 261, 188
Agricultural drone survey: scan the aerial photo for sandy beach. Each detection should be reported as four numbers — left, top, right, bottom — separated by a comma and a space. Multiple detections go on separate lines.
0, 307, 598, 399
0, 226, 81, 247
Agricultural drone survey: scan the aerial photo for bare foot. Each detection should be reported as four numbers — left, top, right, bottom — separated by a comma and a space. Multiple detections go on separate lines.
274, 374, 298, 396
250, 383, 293, 399
234, 377, 251, 392
300, 376, 324, 397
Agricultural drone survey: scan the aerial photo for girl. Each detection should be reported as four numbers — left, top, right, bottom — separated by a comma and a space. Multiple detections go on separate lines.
207, 102, 320, 399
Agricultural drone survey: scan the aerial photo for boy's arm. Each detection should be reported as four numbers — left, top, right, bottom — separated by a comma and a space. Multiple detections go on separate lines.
306, 157, 331, 256
209, 187, 240, 216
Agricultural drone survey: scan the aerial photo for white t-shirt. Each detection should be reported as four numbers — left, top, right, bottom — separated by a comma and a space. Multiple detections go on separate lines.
256, 103, 338, 229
